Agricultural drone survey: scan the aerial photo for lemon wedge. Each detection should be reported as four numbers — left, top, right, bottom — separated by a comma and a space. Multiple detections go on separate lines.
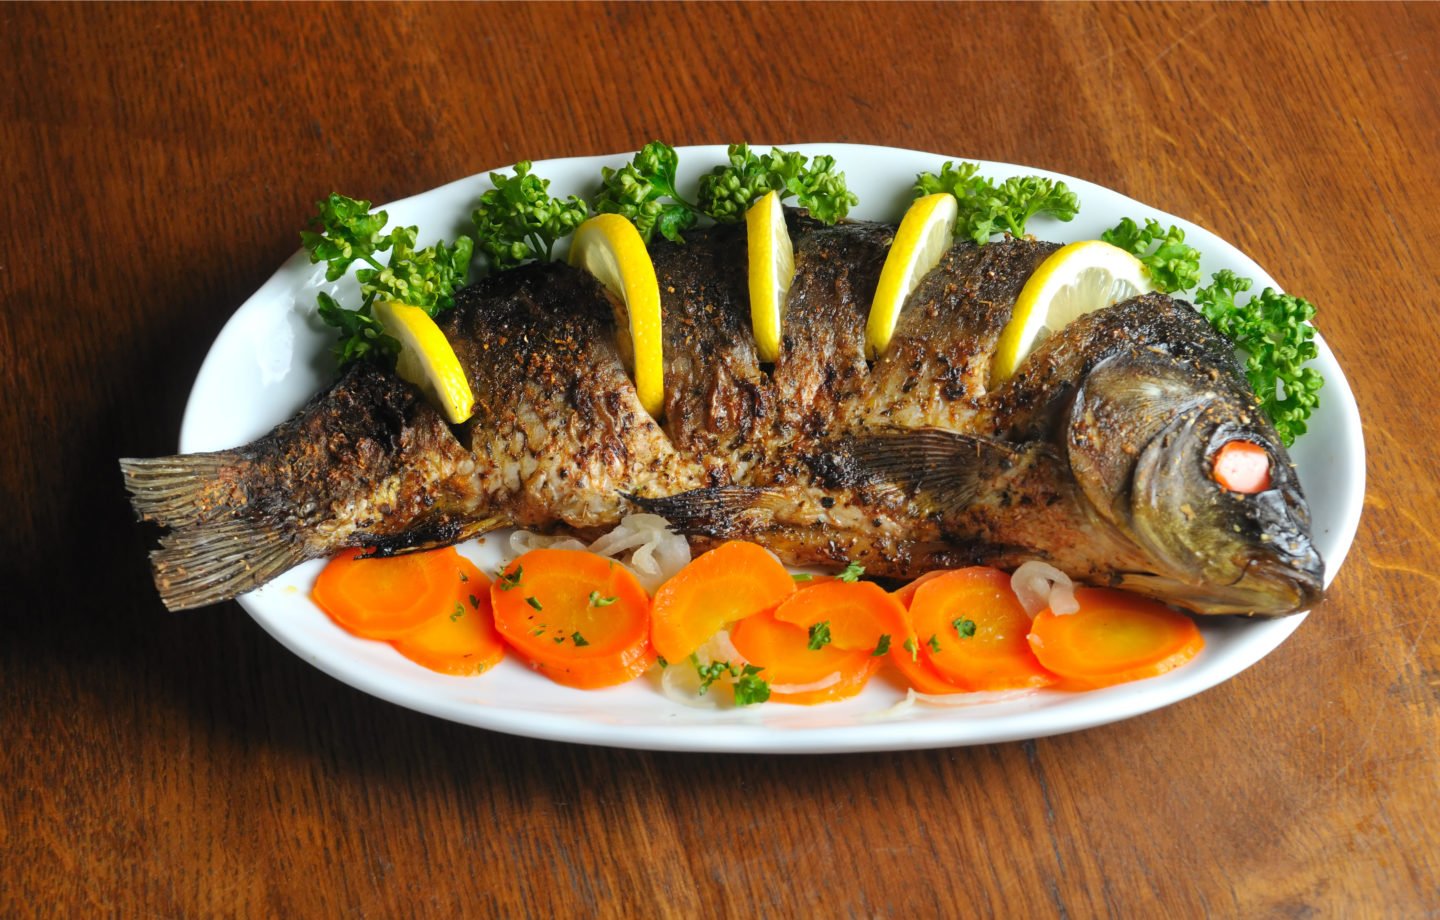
865, 192, 959, 359
569, 214, 665, 417
990, 240, 1154, 385
746, 190, 794, 362
373, 301, 475, 424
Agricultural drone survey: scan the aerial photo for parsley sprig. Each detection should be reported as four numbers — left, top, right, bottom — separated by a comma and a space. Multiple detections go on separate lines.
1195, 270, 1323, 446
1101, 217, 1201, 293
807, 622, 833, 651
914, 161, 1079, 244
693, 658, 771, 706
471, 161, 589, 270
1099, 216, 1323, 445
697, 144, 858, 225
593, 141, 699, 244
302, 194, 475, 367
496, 566, 524, 591
595, 141, 859, 243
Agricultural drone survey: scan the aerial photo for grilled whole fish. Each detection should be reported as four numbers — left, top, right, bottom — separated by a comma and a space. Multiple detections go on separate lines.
121, 214, 1324, 615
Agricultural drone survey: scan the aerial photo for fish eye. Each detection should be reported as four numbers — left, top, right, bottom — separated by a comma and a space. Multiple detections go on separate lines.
1211, 439, 1271, 494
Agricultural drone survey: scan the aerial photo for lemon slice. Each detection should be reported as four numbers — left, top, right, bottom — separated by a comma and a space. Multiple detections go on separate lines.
373, 301, 475, 424
746, 190, 794, 362
865, 192, 959, 359
990, 240, 1154, 385
569, 214, 665, 417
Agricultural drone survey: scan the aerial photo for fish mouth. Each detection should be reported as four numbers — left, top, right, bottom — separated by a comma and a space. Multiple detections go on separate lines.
1116, 550, 1324, 617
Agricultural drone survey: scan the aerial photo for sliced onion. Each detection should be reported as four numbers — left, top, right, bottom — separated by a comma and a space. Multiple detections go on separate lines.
655, 630, 745, 708
658, 661, 717, 709
1011, 560, 1079, 617
509, 530, 587, 554
504, 514, 691, 593
586, 513, 691, 592
695, 630, 742, 666
768, 671, 844, 695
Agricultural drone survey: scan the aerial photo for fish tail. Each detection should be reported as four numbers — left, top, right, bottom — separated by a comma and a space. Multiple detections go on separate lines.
120, 453, 307, 611
120, 451, 249, 527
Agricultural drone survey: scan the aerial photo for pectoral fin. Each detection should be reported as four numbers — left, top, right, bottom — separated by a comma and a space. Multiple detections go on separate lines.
838, 428, 1028, 517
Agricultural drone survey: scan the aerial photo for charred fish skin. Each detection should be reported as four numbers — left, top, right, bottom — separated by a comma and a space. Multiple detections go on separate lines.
647, 220, 768, 483
120, 362, 483, 609
634, 226, 1323, 616
445, 263, 705, 531
123, 213, 1324, 617
857, 237, 1061, 432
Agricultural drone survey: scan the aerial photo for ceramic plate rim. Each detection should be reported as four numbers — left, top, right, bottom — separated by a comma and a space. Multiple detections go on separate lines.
177, 143, 1365, 753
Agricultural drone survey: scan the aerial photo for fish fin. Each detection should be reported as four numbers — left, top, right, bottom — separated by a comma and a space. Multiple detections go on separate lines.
120, 452, 248, 527
840, 428, 1025, 516
625, 487, 777, 537
148, 519, 308, 611
122, 452, 309, 610
363, 515, 511, 556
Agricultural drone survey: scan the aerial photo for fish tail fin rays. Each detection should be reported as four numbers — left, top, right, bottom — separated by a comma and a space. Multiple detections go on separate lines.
120, 451, 247, 528
624, 487, 780, 538
840, 428, 1026, 515
148, 519, 307, 611
121, 453, 307, 610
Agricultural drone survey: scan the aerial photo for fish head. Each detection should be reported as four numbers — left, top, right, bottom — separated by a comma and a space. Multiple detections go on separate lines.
1065, 348, 1324, 616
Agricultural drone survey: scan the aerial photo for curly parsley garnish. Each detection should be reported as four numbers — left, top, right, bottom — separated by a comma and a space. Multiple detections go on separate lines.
732, 665, 772, 706
471, 161, 588, 270
593, 141, 698, 244
697, 144, 858, 225
1101, 217, 1201, 294
595, 141, 859, 243
692, 658, 771, 706
914, 161, 1079, 244
302, 193, 474, 367
1196, 270, 1323, 446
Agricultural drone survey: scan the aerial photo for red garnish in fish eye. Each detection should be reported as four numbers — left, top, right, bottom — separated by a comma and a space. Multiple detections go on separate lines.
1212, 440, 1271, 493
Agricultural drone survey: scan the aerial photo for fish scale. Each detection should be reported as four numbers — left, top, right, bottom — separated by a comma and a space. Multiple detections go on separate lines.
121, 215, 1323, 615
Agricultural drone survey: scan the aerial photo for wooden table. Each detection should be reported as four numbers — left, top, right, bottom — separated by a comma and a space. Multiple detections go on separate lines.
4, 2, 1436, 915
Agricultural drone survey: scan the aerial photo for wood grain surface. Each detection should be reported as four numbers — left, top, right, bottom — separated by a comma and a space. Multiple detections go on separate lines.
3, 2, 1437, 916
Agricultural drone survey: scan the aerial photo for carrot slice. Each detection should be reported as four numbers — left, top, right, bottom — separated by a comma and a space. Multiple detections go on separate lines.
650, 541, 796, 662
772, 580, 908, 653
490, 549, 654, 689
910, 567, 1058, 691
1212, 440, 1272, 493
729, 611, 878, 705
391, 558, 505, 676
1027, 587, 1203, 689
312, 546, 466, 640
885, 570, 969, 693
889, 569, 950, 609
